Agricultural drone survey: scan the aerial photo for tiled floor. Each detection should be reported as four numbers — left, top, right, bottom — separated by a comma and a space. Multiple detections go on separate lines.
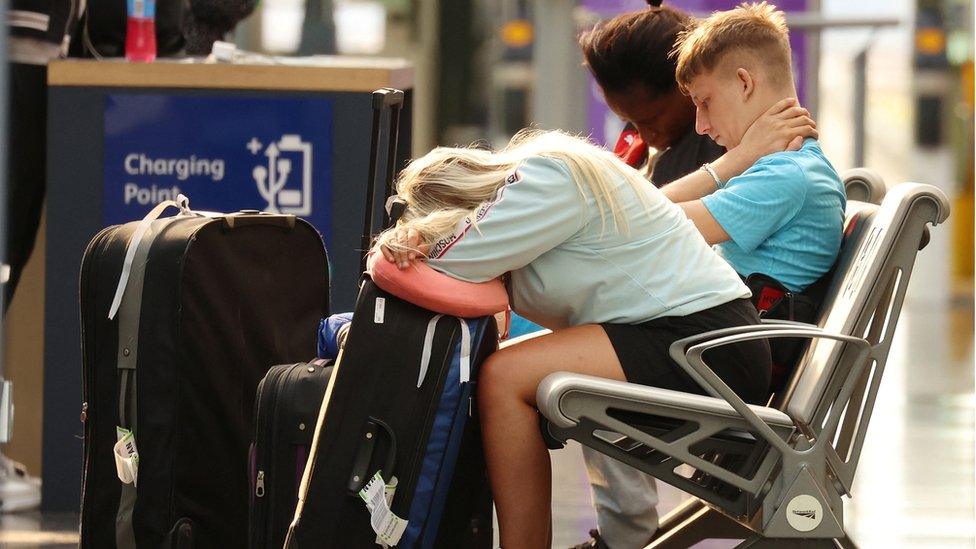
0, 512, 78, 548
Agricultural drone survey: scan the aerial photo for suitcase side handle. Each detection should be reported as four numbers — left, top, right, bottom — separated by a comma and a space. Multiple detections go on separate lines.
347, 416, 397, 494
222, 211, 297, 230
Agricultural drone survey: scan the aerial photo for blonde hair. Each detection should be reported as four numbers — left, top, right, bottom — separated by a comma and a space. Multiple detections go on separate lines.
673, 2, 792, 90
375, 129, 651, 257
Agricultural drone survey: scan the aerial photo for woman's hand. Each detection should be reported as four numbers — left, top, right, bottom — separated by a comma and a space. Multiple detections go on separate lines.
712, 98, 817, 183
741, 97, 817, 155
379, 227, 429, 269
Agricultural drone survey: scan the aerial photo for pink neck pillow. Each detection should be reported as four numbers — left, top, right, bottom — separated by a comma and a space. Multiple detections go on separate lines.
366, 253, 510, 318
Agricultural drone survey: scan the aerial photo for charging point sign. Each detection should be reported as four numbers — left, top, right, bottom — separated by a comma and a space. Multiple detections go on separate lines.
104, 94, 333, 243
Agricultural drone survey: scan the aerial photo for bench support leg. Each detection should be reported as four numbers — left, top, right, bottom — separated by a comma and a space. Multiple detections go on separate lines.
644, 500, 752, 548
834, 533, 859, 549
735, 535, 857, 548
648, 498, 704, 541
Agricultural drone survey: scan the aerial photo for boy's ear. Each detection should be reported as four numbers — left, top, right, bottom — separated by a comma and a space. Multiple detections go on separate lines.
736, 67, 755, 101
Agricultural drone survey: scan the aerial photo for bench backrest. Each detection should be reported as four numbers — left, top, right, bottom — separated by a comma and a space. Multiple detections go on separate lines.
783, 184, 949, 448
841, 167, 887, 204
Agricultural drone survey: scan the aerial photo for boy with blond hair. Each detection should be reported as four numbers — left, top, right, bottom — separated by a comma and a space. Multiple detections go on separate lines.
663, 2, 845, 293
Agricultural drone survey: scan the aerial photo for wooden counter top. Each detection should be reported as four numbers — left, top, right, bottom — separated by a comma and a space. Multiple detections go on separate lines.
48, 56, 414, 92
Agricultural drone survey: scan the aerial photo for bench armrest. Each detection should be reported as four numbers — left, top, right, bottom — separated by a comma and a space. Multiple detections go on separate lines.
668, 326, 872, 455
760, 318, 818, 327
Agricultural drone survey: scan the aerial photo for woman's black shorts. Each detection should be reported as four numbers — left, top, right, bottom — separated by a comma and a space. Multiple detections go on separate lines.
601, 298, 772, 405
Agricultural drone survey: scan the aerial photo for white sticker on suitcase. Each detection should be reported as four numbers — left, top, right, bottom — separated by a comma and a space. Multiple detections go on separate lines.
374, 298, 386, 324
359, 471, 408, 545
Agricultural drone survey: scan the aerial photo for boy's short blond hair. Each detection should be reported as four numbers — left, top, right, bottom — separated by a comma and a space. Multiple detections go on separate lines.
673, 2, 793, 90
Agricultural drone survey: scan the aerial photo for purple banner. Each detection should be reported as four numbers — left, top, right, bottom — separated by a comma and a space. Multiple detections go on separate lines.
582, 0, 809, 146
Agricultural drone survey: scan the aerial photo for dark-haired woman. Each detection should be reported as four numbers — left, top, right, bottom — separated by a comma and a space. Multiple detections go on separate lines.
580, 1, 724, 187
577, 4, 729, 547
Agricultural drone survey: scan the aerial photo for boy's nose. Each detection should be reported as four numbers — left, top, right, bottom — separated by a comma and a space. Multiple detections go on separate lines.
695, 109, 710, 136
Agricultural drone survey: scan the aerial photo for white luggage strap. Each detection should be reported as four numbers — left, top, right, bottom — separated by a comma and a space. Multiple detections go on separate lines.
417, 315, 471, 388
108, 195, 201, 320
105, 195, 226, 549
109, 195, 200, 549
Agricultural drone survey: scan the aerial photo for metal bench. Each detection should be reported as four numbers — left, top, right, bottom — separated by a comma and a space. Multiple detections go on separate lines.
536, 183, 950, 547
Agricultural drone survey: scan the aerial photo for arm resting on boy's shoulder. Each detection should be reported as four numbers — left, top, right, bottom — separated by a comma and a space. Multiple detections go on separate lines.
660, 148, 756, 203
676, 200, 730, 245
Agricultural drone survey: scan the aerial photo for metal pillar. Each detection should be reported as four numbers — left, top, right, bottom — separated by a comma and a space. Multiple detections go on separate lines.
530, 0, 587, 133
853, 46, 867, 167
0, 0, 12, 445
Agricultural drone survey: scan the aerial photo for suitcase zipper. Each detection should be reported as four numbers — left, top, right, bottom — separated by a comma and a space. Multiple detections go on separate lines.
256, 471, 266, 497
252, 367, 279, 542
251, 363, 292, 546
78, 225, 120, 545
270, 364, 311, 530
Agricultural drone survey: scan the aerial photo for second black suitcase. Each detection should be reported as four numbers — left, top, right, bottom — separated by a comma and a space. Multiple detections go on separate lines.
250, 358, 335, 549
285, 280, 496, 548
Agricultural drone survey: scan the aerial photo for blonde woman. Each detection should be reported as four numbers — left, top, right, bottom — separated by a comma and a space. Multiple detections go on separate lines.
377, 110, 810, 547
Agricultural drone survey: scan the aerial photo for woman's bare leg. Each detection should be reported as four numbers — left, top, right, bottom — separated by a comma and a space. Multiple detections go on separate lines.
478, 324, 627, 549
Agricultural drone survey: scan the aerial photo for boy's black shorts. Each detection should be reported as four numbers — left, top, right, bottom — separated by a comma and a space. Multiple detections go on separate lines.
601, 298, 772, 405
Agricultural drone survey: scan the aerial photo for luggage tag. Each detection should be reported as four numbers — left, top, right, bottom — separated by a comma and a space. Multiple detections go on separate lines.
113, 427, 140, 486
358, 471, 408, 546
374, 477, 399, 547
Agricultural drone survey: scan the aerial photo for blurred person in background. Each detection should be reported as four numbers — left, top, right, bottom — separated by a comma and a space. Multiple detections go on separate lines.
4, 0, 256, 511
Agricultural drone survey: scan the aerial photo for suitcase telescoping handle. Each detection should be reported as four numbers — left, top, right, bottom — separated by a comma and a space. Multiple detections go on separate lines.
347, 416, 397, 494
360, 88, 405, 274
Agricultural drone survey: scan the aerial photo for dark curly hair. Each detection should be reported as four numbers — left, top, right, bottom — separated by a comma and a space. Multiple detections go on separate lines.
579, 2, 691, 99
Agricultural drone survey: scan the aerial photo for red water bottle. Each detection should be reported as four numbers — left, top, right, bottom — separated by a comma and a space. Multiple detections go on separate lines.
125, 0, 157, 62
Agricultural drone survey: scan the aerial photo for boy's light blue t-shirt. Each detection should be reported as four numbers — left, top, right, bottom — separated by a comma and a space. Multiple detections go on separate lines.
700, 139, 846, 292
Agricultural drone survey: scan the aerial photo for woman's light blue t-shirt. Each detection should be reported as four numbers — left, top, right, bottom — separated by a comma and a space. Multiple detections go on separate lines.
426, 156, 750, 330
700, 139, 846, 292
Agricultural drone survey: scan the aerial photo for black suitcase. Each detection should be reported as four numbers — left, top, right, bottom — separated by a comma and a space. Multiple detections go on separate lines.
284, 88, 495, 548
286, 284, 497, 548
250, 358, 335, 549
79, 203, 329, 548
